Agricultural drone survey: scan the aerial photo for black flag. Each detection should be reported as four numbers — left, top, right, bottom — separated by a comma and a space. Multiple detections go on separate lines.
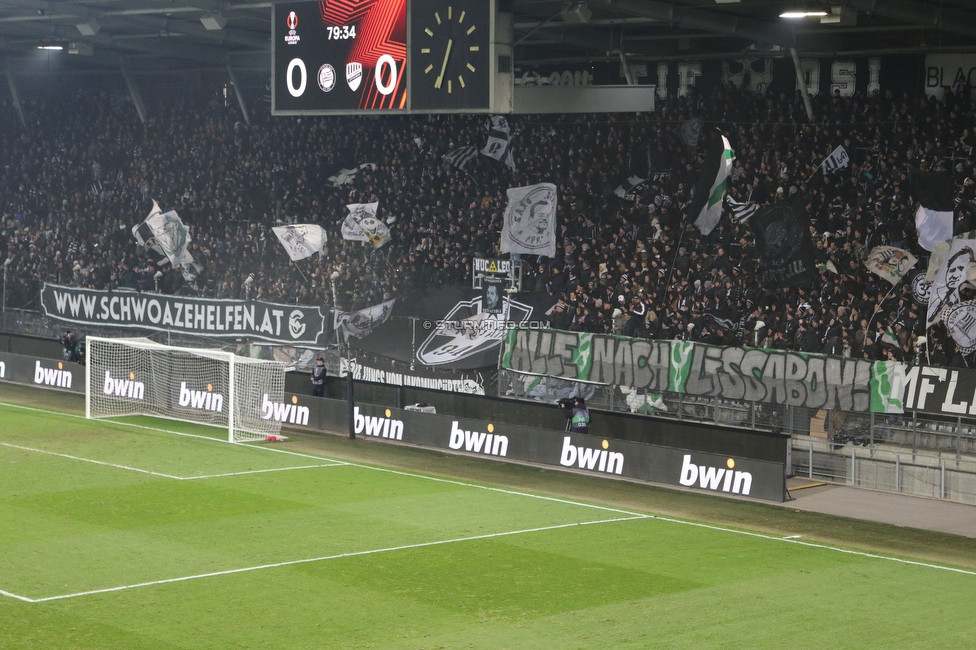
750, 195, 816, 288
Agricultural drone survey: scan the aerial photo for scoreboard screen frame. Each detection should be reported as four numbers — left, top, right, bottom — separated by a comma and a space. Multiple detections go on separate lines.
272, 0, 498, 116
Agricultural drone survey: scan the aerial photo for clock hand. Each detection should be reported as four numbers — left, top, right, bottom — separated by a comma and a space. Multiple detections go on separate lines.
434, 38, 453, 89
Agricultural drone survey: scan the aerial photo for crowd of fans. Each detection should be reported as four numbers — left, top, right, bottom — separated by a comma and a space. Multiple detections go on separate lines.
2, 79, 976, 367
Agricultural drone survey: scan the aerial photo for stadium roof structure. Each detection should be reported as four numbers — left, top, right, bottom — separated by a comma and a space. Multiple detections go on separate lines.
0, 1, 973, 75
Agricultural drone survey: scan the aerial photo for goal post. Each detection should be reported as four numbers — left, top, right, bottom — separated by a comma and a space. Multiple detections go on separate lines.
85, 337, 286, 442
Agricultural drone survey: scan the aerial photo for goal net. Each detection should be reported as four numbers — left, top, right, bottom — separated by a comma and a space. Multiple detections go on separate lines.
85, 337, 285, 442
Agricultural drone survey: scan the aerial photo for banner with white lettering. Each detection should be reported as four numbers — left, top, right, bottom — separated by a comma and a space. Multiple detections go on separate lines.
501, 329, 906, 413
40, 283, 327, 345
338, 356, 485, 395
923, 54, 976, 101
902, 365, 976, 416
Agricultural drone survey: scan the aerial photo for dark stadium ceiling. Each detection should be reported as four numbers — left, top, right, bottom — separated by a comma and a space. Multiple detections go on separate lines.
0, 0, 973, 75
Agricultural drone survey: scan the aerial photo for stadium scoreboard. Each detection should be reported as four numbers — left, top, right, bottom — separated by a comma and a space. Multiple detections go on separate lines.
273, 0, 501, 115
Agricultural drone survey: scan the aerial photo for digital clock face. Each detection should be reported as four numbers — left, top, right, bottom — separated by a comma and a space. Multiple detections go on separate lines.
273, 0, 407, 114
409, 0, 492, 111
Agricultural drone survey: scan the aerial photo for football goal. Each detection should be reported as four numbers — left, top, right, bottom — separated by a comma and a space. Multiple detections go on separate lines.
85, 337, 285, 442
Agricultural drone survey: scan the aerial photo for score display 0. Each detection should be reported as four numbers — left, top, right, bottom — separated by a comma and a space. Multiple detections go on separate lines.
273, 0, 408, 114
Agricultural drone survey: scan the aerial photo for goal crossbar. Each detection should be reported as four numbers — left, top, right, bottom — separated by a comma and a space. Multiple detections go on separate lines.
85, 336, 285, 442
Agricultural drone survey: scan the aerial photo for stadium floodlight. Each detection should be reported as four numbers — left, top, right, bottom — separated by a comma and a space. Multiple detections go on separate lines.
86, 337, 285, 442
780, 10, 828, 18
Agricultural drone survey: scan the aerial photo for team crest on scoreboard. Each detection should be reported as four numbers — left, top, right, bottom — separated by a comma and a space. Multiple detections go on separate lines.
318, 64, 336, 92
346, 62, 363, 91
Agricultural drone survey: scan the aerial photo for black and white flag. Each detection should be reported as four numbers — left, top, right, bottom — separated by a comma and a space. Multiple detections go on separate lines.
501, 183, 557, 258
750, 193, 816, 288
272, 224, 327, 261
821, 145, 850, 175
334, 298, 396, 341
944, 300, 976, 356
927, 237, 976, 327
327, 162, 377, 187
341, 202, 390, 248
443, 145, 478, 170
614, 175, 646, 201
913, 171, 956, 251
726, 196, 759, 223
481, 116, 515, 170
132, 200, 194, 268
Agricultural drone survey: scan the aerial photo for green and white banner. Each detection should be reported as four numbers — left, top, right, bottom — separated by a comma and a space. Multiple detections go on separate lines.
502, 329, 906, 413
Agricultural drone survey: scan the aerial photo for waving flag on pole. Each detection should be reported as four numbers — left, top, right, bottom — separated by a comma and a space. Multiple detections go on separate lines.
726, 195, 759, 223
481, 116, 515, 170
272, 224, 327, 261
443, 145, 478, 170
913, 171, 956, 251
613, 175, 646, 201
342, 202, 391, 248
864, 246, 918, 285
821, 145, 850, 175
690, 134, 734, 235
132, 200, 194, 268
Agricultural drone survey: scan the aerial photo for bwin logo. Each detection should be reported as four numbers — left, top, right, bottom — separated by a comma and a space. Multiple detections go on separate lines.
449, 421, 508, 457
678, 455, 753, 496
103, 370, 145, 400
34, 360, 72, 388
353, 406, 403, 440
559, 437, 624, 475
261, 394, 309, 426
178, 382, 224, 412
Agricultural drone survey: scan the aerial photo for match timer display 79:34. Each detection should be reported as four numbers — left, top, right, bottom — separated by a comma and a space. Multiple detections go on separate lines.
273, 0, 495, 115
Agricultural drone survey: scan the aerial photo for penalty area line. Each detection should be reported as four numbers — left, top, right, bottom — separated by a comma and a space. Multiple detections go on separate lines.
0, 442, 344, 481
0, 588, 36, 603
0, 442, 182, 480
22, 515, 649, 603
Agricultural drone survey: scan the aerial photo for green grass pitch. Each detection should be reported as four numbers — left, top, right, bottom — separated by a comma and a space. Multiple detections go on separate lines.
1, 395, 974, 649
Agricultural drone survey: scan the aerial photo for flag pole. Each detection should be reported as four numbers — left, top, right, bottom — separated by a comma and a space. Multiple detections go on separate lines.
292, 260, 311, 286
806, 161, 825, 184
865, 282, 899, 339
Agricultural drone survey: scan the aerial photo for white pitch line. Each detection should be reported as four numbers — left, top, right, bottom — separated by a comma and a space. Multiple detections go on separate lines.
0, 588, 34, 603
0, 401, 351, 466
5, 402, 974, 580
648, 515, 976, 577
0, 401, 646, 518
180, 463, 346, 480
0, 442, 183, 480
0, 443, 343, 481
22, 515, 648, 603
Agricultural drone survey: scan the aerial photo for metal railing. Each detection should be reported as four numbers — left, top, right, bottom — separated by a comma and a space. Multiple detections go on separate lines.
498, 367, 976, 504
793, 436, 976, 505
